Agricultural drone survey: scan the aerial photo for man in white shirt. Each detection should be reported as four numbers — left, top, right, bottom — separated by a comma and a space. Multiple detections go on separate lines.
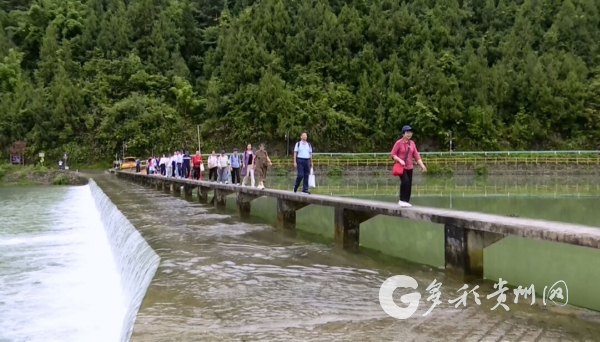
217, 150, 229, 183
293, 132, 314, 194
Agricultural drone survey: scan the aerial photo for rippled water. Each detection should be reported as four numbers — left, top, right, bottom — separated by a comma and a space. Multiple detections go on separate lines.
0, 186, 126, 342
95, 174, 600, 342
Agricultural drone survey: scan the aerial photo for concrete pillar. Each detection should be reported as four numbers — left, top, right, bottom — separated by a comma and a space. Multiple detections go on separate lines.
214, 188, 232, 208
154, 180, 161, 190
236, 193, 259, 219
163, 181, 171, 194
276, 198, 309, 230
334, 208, 375, 252
444, 224, 504, 278
173, 183, 181, 196
197, 186, 210, 204
183, 184, 194, 200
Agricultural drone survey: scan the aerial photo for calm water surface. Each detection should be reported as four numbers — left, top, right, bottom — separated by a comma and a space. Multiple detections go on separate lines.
94, 174, 600, 342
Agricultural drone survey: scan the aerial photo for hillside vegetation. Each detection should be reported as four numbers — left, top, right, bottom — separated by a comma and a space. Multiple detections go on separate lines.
1, 0, 599, 164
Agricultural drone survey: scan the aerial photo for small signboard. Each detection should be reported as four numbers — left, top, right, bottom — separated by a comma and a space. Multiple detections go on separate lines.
63, 153, 68, 160
9, 141, 26, 165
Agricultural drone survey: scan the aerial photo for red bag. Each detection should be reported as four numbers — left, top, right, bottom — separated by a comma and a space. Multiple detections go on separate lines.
392, 162, 404, 176
391, 143, 411, 176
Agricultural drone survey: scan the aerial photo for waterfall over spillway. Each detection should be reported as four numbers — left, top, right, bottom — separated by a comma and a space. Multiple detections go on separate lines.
0, 183, 158, 342
89, 179, 160, 342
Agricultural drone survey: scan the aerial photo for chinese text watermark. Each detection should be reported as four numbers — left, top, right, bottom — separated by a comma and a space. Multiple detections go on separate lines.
379, 276, 568, 319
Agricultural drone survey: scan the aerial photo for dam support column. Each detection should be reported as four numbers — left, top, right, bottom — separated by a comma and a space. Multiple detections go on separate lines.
214, 188, 233, 208
277, 199, 309, 230
173, 183, 181, 196
444, 225, 505, 278
236, 193, 260, 219
183, 184, 194, 201
197, 186, 210, 204
334, 208, 375, 252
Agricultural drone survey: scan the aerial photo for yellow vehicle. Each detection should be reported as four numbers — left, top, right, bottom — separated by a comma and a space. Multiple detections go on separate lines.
121, 157, 138, 170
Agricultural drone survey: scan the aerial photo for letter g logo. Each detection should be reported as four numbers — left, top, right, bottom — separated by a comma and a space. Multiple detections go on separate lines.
379, 275, 421, 319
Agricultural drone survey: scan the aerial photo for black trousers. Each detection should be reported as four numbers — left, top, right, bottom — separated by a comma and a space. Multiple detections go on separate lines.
231, 167, 240, 184
193, 166, 201, 180
160, 164, 166, 175
294, 158, 310, 193
183, 162, 190, 178
209, 167, 218, 181
399, 169, 414, 202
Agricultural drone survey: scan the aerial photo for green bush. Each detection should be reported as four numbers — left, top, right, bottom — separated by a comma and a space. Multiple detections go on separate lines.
273, 166, 288, 177
52, 174, 69, 185
426, 164, 454, 176
474, 164, 489, 176
0, 164, 10, 181
326, 166, 343, 178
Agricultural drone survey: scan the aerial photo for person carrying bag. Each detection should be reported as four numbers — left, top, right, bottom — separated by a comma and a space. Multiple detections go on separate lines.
308, 168, 316, 188
390, 125, 427, 207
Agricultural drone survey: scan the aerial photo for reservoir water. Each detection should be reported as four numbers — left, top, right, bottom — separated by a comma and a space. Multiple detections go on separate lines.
1, 174, 600, 341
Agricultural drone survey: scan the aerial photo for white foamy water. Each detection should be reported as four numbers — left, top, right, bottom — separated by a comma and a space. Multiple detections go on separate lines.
0, 182, 159, 342
0, 185, 125, 341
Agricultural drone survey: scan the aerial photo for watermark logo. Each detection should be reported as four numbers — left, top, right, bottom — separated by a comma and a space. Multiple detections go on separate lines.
379, 275, 421, 319
379, 276, 568, 319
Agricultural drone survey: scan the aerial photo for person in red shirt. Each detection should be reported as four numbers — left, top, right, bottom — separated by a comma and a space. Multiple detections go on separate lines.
390, 125, 427, 207
191, 151, 203, 180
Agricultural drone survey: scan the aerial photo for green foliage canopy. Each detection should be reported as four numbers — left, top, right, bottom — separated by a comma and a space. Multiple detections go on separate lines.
1, 0, 600, 165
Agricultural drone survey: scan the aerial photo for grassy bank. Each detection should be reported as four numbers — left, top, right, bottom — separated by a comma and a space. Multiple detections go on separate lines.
0, 164, 87, 186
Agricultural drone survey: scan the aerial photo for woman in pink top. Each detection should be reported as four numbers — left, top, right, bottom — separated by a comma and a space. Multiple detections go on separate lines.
390, 125, 427, 207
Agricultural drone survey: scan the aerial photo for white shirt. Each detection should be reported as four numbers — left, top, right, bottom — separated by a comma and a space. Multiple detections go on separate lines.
217, 155, 229, 168
294, 141, 312, 159
177, 154, 183, 163
207, 155, 217, 168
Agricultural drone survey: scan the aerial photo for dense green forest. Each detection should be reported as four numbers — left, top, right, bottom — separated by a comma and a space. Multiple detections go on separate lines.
1, 0, 599, 164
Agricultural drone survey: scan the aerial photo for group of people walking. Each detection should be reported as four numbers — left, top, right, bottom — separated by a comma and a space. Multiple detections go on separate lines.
135, 127, 427, 206
136, 133, 316, 193
140, 150, 203, 180
204, 143, 273, 190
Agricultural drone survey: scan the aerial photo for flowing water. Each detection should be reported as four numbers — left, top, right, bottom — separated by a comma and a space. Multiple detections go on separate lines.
91, 174, 600, 341
2, 173, 600, 341
0, 182, 159, 342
